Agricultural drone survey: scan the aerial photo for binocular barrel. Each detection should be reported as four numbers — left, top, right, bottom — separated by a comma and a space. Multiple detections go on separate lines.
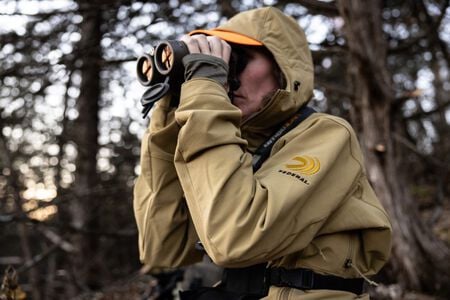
136, 40, 189, 87
154, 40, 189, 75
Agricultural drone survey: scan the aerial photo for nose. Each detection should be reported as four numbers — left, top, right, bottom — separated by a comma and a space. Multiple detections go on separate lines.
228, 78, 241, 102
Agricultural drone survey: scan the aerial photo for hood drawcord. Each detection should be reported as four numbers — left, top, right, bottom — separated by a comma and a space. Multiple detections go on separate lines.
345, 259, 379, 287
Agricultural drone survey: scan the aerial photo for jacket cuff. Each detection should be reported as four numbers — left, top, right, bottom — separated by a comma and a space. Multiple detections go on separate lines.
182, 53, 229, 87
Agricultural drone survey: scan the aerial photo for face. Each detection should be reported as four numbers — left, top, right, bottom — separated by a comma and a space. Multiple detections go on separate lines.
231, 48, 280, 121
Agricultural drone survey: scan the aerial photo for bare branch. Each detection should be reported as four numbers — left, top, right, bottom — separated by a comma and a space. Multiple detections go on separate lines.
17, 244, 59, 273
417, 0, 450, 68
36, 227, 77, 253
289, 0, 339, 17
0, 257, 23, 265
315, 78, 353, 98
392, 133, 444, 169
404, 99, 450, 121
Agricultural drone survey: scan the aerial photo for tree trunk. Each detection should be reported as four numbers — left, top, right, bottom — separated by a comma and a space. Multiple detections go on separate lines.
69, 1, 102, 293
0, 119, 41, 300
337, 0, 450, 296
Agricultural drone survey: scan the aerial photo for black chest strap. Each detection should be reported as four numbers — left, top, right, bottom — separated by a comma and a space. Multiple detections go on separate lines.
220, 266, 364, 298
252, 106, 316, 171
267, 267, 364, 295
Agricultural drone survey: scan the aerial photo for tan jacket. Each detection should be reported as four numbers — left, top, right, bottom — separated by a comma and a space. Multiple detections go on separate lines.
134, 7, 392, 299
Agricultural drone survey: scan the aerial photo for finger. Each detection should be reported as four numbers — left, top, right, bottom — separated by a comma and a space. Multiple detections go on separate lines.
180, 35, 200, 54
207, 36, 223, 58
220, 40, 231, 64
192, 34, 211, 54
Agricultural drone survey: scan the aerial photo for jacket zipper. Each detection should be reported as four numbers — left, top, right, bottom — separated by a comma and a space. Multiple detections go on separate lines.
344, 233, 356, 271
343, 183, 361, 270
344, 234, 379, 287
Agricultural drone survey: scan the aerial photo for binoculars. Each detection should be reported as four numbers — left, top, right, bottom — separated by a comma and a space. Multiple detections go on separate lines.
136, 40, 188, 88
136, 40, 244, 118
136, 40, 189, 117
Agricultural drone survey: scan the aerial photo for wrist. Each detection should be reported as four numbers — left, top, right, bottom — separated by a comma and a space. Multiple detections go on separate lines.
182, 53, 229, 86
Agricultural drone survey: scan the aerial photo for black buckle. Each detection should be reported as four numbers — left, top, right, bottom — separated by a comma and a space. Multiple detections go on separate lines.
279, 268, 291, 286
297, 268, 314, 289
267, 267, 364, 294
268, 267, 315, 290
222, 263, 269, 298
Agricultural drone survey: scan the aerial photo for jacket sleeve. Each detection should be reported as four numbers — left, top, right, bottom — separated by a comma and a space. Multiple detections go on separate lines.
174, 79, 363, 267
133, 96, 202, 268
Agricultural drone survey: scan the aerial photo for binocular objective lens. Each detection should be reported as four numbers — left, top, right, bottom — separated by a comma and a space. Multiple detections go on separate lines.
136, 54, 159, 86
154, 40, 188, 75
161, 46, 174, 71
142, 59, 152, 81
137, 40, 189, 87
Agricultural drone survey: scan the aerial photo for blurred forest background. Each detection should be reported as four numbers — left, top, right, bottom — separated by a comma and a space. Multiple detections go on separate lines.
0, 0, 449, 299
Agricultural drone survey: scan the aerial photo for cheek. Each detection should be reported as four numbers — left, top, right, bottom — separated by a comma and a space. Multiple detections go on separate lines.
240, 66, 273, 93
248, 61, 272, 81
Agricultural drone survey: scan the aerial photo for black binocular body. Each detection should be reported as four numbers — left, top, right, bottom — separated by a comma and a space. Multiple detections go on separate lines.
136, 40, 245, 118
137, 40, 188, 88
136, 40, 189, 117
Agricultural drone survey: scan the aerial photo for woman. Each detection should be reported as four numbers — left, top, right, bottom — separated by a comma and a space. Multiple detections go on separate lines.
134, 7, 392, 299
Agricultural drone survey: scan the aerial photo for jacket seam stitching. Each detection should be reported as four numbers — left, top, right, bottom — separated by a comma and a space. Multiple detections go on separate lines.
176, 150, 229, 263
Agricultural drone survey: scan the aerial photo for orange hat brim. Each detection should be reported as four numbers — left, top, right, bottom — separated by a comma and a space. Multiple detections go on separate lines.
189, 29, 263, 46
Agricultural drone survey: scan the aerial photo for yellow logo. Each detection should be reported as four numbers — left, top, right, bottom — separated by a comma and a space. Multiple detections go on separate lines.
286, 155, 320, 175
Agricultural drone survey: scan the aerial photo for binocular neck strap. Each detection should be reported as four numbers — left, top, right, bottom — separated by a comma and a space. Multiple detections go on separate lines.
252, 106, 316, 171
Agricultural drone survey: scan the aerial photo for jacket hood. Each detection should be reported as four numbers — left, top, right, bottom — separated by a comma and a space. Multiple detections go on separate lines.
218, 7, 314, 137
